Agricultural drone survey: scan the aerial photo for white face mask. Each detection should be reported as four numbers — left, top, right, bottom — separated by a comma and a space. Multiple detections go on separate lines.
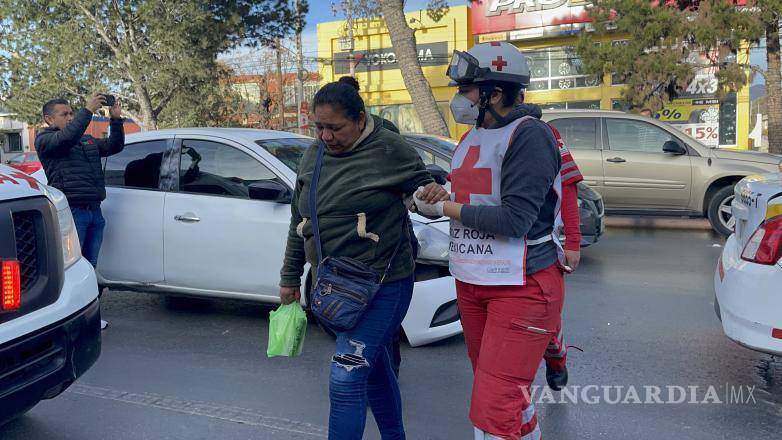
450, 93, 480, 125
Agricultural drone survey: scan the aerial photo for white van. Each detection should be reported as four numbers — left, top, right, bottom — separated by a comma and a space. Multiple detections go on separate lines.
0, 164, 101, 425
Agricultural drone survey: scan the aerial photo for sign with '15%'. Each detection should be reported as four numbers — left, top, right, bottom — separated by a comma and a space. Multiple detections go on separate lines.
333, 42, 449, 74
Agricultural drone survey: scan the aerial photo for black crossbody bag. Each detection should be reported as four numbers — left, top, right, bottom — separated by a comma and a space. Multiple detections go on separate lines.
308, 142, 401, 331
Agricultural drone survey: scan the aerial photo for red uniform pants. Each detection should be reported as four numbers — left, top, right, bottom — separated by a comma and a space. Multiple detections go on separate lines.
457, 263, 565, 440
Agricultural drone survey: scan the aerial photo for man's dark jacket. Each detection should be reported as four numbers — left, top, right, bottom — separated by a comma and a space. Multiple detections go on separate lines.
35, 108, 125, 205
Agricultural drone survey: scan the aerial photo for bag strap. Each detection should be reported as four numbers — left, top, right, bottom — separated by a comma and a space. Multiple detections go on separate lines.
380, 232, 403, 284
308, 141, 406, 283
308, 142, 326, 263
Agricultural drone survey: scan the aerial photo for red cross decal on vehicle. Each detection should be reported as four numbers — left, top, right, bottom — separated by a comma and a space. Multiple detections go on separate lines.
450, 146, 492, 204
492, 56, 507, 71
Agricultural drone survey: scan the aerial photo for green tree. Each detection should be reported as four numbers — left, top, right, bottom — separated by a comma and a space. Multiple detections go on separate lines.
157, 63, 246, 128
576, 0, 782, 154
0, 0, 305, 130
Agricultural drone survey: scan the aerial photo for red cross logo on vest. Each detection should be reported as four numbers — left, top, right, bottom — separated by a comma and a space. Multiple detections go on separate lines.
451, 146, 492, 204
492, 56, 507, 71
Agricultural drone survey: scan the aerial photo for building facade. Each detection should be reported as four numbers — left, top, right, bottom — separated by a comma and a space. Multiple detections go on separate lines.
317, 5, 471, 139
0, 112, 33, 161
469, 0, 750, 149
232, 72, 321, 134
317, 2, 750, 148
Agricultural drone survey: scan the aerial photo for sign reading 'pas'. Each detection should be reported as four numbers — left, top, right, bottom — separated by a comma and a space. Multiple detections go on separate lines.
333, 42, 449, 74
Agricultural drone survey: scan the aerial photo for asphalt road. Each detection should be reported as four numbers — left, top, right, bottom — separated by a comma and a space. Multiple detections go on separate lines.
3, 222, 781, 439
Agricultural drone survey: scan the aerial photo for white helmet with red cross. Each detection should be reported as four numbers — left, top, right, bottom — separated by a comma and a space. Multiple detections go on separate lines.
447, 41, 530, 87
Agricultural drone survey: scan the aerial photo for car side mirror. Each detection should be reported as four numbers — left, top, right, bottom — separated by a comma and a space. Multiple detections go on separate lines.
663, 141, 687, 155
248, 181, 292, 203
426, 164, 448, 185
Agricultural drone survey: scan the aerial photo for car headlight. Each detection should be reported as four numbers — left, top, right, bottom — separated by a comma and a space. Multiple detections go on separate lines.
41, 184, 82, 270
58, 207, 82, 269
411, 221, 450, 265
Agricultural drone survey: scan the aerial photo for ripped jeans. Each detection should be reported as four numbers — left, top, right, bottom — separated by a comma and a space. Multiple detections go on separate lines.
328, 275, 414, 440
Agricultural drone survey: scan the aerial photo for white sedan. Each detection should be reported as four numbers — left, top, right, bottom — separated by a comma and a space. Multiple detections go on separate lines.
75, 128, 461, 347
714, 170, 782, 355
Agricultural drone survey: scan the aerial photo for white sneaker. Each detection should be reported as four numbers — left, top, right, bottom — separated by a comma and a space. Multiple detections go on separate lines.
100, 319, 109, 330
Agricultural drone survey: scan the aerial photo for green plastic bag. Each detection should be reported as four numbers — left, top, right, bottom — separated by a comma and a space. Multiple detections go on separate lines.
267, 303, 307, 357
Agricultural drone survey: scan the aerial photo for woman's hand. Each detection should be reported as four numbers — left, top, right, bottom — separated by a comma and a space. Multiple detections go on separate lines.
280, 286, 301, 305
416, 182, 450, 203
414, 192, 444, 217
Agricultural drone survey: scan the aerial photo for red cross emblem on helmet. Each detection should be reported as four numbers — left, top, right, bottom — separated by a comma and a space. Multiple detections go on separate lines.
492, 56, 508, 72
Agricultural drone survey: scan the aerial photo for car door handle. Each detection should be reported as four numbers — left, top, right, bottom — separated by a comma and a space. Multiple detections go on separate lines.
174, 215, 200, 223
606, 157, 626, 163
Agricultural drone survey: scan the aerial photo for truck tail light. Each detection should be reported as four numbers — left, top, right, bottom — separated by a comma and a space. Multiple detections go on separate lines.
1, 260, 21, 311
741, 215, 782, 265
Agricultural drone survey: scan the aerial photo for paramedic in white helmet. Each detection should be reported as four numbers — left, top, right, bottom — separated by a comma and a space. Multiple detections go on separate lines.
414, 42, 564, 440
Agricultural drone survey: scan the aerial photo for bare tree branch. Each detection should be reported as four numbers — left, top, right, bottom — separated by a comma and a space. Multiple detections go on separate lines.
74, 1, 132, 70
152, 86, 179, 118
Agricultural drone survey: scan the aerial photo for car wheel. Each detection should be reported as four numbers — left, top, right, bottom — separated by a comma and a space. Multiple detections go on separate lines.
707, 186, 735, 237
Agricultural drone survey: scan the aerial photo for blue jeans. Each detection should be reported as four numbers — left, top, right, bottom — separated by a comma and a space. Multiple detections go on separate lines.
71, 206, 105, 268
328, 275, 414, 440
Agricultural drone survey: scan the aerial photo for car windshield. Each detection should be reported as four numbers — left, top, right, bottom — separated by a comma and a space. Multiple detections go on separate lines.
8, 154, 26, 164
255, 137, 314, 173
9, 153, 36, 163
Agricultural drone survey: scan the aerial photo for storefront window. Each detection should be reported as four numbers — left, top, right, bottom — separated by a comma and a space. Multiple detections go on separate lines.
524, 47, 601, 91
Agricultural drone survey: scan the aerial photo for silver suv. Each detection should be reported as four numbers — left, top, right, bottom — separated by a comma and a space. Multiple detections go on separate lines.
543, 110, 782, 235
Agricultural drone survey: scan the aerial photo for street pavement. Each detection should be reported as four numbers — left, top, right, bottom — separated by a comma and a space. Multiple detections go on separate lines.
2, 221, 781, 439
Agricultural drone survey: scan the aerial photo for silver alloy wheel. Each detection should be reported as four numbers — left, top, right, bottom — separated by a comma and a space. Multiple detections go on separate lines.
718, 194, 736, 232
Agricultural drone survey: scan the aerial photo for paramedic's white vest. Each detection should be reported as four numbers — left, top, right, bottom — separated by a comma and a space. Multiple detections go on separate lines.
449, 116, 563, 286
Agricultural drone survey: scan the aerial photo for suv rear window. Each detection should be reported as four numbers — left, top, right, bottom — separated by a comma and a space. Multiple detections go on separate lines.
548, 118, 598, 150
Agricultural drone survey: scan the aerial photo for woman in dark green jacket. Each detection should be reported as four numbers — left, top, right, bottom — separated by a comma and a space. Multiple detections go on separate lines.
279, 81, 447, 439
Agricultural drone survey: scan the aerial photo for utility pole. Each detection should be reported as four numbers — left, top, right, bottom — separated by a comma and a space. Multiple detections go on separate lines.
296, 0, 305, 133
275, 37, 285, 130
346, 0, 355, 76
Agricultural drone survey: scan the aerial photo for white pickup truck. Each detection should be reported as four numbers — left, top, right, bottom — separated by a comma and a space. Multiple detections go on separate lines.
0, 164, 100, 425
714, 169, 782, 355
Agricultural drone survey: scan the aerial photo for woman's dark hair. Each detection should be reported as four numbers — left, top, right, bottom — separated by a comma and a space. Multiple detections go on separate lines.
337, 76, 361, 91
312, 82, 365, 122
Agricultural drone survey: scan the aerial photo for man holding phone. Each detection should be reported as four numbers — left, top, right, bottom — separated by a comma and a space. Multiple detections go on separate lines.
36, 94, 125, 329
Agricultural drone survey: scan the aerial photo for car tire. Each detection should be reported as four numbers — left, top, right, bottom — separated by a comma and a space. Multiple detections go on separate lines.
707, 186, 736, 237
